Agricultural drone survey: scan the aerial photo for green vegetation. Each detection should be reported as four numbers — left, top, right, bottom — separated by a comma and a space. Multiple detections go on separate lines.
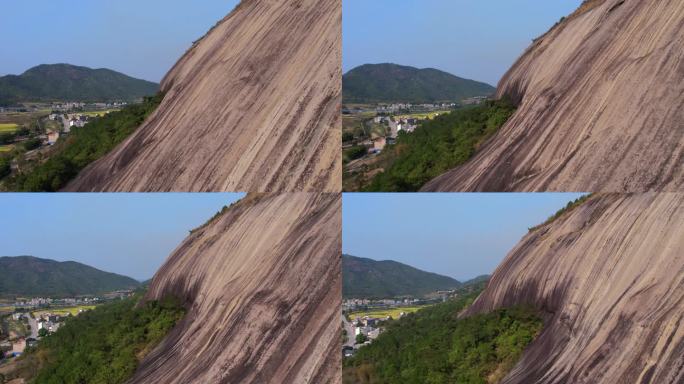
343, 255, 461, 299
343, 64, 495, 104
0, 256, 140, 298
343, 293, 542, 384
0, 156, 10, 179
344, 146, 368, 163
0, 64, 159, 106
5, 93, 163, 191
22, 138, 41, 151
0, 123, 19, 133
361, 100, 516, 192
18, 295, 184, 384
529, 194, 592, 232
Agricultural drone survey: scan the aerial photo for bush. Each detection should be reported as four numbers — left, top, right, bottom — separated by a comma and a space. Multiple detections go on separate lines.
0, 156, 10, 179
22, 137, 42, 151
344, 145, 367, 163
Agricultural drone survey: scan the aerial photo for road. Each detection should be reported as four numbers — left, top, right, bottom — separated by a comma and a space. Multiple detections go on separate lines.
342, 314, 356, 349
27, 314, 38, 339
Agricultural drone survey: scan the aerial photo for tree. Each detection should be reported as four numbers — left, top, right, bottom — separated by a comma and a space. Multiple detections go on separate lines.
356, 333, 368, 344
38, 328, 48, 338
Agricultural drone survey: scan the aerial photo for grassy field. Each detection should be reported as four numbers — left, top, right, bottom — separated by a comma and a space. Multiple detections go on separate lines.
32, 305, 97, 318
81, 110, 117, 117
0, 145, 14, 153
349, 306, 428, 320
0, 123, 19, 133
394, 111, 452, 120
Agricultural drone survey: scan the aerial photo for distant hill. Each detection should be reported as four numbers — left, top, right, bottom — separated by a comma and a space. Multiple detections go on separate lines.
0, 256, 141, 297
342, 63, 495, 104
463, 274, 490, 286
0, 64, 159, 106
343, 254, 462, 298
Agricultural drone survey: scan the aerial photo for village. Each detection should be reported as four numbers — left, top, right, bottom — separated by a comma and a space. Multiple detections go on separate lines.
0, 102, 127, 152
341, 295, 454, 358
0, 291, 134, 363
342, 98, 489, 159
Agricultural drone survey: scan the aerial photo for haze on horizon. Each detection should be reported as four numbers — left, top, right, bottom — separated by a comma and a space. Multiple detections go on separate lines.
344, 0, 583, 86
0, 193, 244, 281
0, 0, 240, 83
343, 193, 585, 281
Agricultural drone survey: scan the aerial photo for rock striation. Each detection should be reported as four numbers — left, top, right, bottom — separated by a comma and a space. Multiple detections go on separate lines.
65, 0, 341, 192
129, 193, 341, 384
423, 0, 683, 192
464, 193, 684, 383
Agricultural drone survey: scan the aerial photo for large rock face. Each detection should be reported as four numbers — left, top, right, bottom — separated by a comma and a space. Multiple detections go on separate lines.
464, 193, 684, 383
423, 0, 683, 192
129, 193, 341, 384
65, 0, 341, 192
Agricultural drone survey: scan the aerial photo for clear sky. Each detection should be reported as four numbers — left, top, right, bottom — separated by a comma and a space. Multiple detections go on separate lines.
343, 193, 585, 281
0, 0, 240, 82
0, 193, 244, 281
343, 0, 583, 85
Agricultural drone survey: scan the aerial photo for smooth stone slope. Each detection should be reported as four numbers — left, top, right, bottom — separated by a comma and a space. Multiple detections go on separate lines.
66, 0, 341, 192
423, 0, 683, 192
129, 193, 341, 384
464, 193, 684, 383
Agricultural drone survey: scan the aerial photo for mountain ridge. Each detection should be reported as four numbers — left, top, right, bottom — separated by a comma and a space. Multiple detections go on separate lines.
0, 255, 140, 297
0, 64, 159, 105
343, 63, 495, 104
343, 254, 462, 298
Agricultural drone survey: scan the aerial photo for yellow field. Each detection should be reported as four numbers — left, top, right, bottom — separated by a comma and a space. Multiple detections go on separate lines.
81, 110, 116, 117
394, 111, 451, 120
0, 123, 19, 133
32, 305, 97, 318
349, 306, 427, 320
0, 145, 14, 153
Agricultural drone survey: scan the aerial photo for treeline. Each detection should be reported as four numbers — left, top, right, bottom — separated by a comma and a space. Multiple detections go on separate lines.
17, 295, 184, 384
5, 93, 163, 191
529, 194, 592, 232
362, 100, 516, 192
343, 293, 542, 384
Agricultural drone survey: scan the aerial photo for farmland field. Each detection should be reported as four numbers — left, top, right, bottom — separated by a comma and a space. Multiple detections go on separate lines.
32, 305, 97, 318
81, 110, 117, 117
0, 145, 14, 152
348, 305, 428, 320
394, 110, 452, 120
0, 123, 19, 133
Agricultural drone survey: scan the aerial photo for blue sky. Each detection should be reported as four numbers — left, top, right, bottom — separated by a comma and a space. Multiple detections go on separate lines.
343, 193, 586, 281
0, 0, 240, 82
0, 193, 244, 281
344, 0, 583, 85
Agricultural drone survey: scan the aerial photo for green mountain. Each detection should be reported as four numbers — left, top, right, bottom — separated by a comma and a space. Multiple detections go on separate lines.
342, 63, 495, 104
0, 256, 141, 297
0, 64, 159, 106
343, 254, 462, 298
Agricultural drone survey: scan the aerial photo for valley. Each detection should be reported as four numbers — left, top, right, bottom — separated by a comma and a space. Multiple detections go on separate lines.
0, 64, 161, 191
341, 63, 507, 192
